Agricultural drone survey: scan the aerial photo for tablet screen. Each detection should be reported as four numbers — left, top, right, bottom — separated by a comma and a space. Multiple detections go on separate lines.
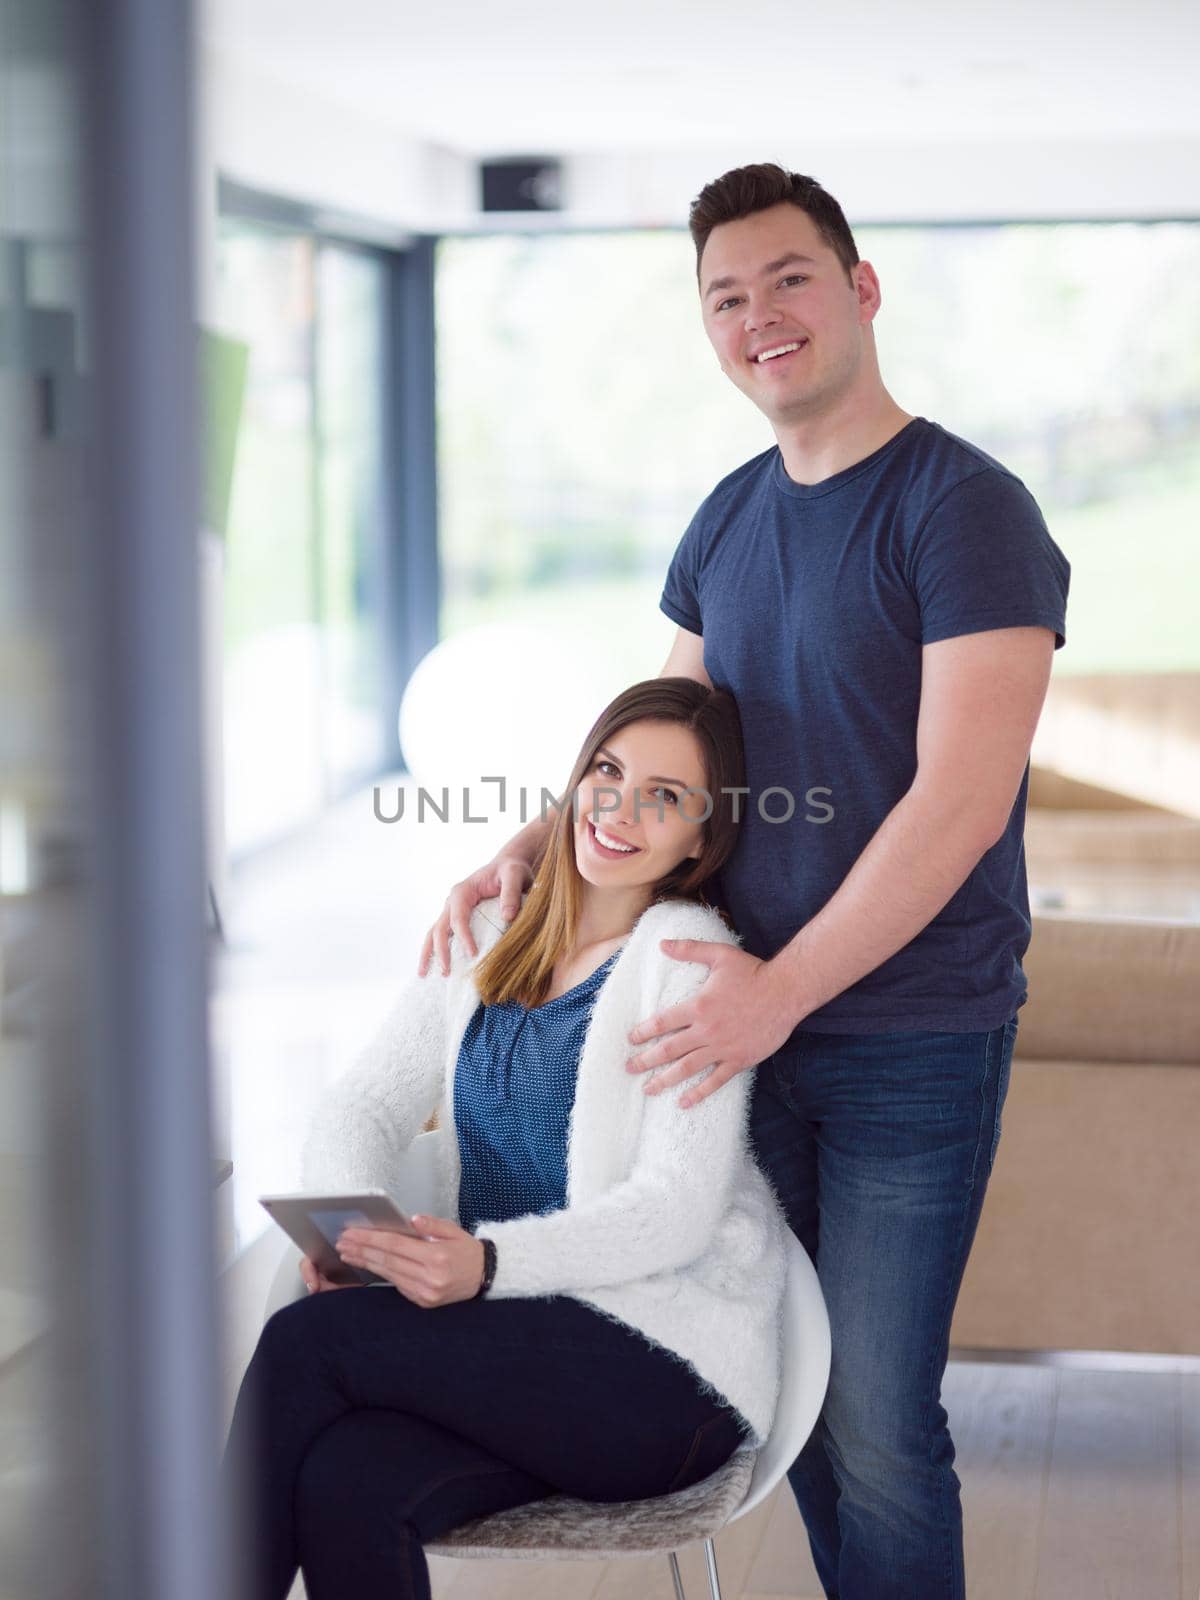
308, 1207, 376, 1250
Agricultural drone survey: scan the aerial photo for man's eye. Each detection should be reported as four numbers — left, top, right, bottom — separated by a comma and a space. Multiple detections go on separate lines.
715, 297, 738, 313
780, 274, 807, 287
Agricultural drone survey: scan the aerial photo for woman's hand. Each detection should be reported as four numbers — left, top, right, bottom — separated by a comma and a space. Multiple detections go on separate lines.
336, 1215, 486, 1308
299, 1256, 357, 1294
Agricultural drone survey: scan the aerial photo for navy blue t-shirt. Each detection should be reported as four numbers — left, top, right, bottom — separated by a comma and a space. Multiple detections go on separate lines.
660, 417, 1070, 1034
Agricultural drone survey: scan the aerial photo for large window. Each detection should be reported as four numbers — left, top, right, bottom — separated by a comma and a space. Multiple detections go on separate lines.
436, 223, 1200, 681
216, 220, 390, 853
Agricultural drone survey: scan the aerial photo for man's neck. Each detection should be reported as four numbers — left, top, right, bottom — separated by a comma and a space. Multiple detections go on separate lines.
774, 390, 914, 488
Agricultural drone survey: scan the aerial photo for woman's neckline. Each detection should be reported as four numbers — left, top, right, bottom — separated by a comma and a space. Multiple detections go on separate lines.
535, 945, 624, 1009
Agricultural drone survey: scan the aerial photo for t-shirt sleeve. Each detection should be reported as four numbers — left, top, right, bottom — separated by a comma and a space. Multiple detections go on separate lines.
909, 469, 1070, 649
659, 511, 705, 635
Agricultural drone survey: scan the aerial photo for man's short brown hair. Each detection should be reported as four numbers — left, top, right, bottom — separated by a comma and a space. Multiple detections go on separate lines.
689, 163, 860, 285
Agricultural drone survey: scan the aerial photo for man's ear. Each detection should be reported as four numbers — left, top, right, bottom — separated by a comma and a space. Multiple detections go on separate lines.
855, 260, 882, 324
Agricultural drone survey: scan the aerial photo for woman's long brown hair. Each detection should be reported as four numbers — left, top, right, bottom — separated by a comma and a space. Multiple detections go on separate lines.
473, 677, 745, 1009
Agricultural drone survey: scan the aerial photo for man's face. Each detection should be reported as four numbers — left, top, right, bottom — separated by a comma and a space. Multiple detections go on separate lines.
698, 202, 878, 427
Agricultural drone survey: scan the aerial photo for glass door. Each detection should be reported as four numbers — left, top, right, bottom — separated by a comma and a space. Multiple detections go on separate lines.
215, 221, 390, 855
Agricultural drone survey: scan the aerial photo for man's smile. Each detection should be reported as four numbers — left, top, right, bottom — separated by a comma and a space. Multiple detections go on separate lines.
750, 338, 809, 367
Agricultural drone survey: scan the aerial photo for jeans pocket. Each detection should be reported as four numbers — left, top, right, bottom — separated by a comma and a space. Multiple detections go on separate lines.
988, 1017, 1018, 1171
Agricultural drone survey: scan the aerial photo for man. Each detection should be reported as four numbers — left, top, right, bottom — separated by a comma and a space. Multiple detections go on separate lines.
420, 163, 1069, 1600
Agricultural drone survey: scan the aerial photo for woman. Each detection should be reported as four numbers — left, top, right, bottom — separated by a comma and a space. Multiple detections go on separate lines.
225, 678, 787, 1600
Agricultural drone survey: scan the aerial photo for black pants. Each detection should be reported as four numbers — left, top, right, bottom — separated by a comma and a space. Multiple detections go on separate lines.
224, 1285, 749, 1600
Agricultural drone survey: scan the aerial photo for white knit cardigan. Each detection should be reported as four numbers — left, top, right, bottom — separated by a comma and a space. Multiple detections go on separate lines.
301, 895, 787, 1443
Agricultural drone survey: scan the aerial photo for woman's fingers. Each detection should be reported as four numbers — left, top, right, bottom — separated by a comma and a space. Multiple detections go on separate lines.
332, 1240, 430, 1303
300, 1255, 358, 1293
341, 1224, 485, 1308
338, 1224, 480, 1307
341, 1224, 428, 1253
337, 1226, 428, 1281
300, 1257, 332, 1294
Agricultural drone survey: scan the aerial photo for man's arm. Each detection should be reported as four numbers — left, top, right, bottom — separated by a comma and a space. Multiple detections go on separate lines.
628, 625, 1057, 1103
764, 623, 1056, 1018
661, 624, 711, 686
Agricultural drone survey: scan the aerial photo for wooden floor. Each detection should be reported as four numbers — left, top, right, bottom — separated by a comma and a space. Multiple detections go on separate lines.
17, 1337, 1193, 1599
227, 1218, 1196, 1600
415, 1360, 1200, 1600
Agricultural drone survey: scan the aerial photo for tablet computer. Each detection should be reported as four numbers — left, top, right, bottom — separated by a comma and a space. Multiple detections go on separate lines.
260, 1189, 420, 1287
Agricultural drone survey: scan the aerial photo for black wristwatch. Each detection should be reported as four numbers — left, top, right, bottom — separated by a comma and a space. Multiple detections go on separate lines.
474, 1236, 498, 1299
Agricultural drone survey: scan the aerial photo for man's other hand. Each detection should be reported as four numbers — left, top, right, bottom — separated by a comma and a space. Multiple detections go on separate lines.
626, 941, 799, 1107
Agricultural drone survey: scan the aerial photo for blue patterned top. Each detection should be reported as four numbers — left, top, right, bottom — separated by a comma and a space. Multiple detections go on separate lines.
454, 952, 621, 1232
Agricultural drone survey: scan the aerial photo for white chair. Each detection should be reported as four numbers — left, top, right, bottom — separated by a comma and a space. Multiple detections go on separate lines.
263, 1132, 831, 1599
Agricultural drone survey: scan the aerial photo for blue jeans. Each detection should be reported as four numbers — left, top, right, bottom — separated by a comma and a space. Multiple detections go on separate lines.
749, 1017, 1018, 1600
224, 1288, 748, 1600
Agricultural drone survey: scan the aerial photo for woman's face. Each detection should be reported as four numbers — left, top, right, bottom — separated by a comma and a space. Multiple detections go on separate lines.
572, 719, 710, 893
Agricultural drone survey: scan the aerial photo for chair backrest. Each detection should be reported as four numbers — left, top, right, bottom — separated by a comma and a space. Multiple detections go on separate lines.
731, 1230, 831, 1522
393, 1127, 444, 1214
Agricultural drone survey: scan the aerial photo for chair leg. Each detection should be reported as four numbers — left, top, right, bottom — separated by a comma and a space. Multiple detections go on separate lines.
667, 1550, 687, 1600
703, 1536, 723, 1600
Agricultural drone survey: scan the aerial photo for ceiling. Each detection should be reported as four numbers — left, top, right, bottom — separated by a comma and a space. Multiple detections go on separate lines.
203, 0, 1200, 157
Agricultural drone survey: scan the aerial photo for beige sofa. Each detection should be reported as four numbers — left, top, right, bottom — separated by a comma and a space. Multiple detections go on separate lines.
950, 778, 1200, 1355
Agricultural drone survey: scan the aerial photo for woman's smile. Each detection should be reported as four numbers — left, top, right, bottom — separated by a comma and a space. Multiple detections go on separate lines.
586, 818, 643, 860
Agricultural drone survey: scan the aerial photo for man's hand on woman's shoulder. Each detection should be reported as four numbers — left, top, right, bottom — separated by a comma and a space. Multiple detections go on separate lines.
626, 941, 799, 1108
417, 856, 533, 977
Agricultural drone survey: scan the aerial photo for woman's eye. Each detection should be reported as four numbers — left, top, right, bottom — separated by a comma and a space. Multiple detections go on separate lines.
596, 760, 619, 777
655, 788, 680, 807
